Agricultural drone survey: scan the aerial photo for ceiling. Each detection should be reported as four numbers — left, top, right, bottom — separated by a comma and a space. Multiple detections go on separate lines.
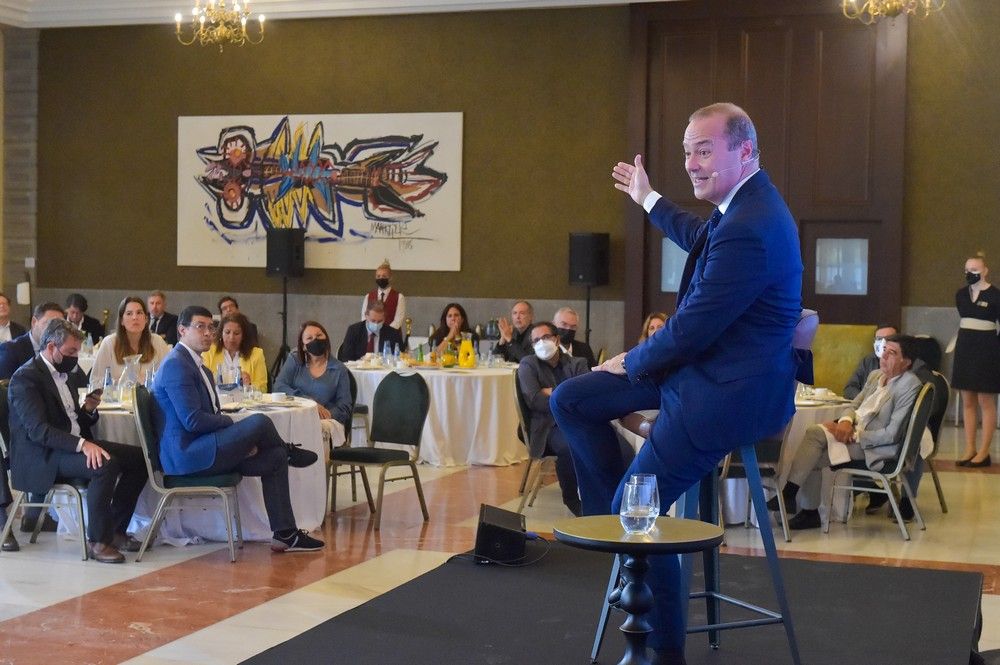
0, 0, 673, 29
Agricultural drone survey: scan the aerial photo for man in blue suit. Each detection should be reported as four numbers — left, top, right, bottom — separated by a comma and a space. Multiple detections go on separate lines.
551, 103, 802, 664
152, 305, 324, 553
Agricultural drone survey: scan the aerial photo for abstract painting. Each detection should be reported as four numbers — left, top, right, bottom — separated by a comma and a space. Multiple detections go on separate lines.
177, 113, 463, 270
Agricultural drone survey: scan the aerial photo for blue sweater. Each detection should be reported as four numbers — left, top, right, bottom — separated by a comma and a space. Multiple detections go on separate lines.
273, 353, 352, 427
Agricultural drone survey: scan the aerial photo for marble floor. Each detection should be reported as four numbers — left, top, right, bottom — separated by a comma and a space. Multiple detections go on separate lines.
0, 423, 997, 664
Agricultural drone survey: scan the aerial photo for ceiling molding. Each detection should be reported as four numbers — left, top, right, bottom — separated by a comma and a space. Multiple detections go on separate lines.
0, 0, 670, 29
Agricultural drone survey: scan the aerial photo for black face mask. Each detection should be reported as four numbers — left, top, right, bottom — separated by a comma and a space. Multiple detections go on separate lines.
965, 271, 982, 285
53, 353, 78, 374
305, 338, 329, 356
556, 327, 576, 344
375, 278, 390, 290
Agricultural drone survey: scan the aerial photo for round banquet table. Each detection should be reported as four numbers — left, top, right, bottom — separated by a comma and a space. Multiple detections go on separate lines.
348, 365, 527, 467
82, 398, 327, 543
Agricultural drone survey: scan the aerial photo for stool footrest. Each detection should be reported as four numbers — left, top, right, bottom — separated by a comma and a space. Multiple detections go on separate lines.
686, 590, 783, 634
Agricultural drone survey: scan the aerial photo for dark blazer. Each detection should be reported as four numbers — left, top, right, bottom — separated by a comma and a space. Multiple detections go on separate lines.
623, 169, 803, 451
0, 334, 36, 380
8, 356, 98, 494
79, 314, 105, 344
495, 326, 533, 363
568, 339, 597, 368
150, 311, 179, 346
151, 344, 233, 475
4, 321, 26, 340
517, 353, 589, 457
338, 321, 404, 362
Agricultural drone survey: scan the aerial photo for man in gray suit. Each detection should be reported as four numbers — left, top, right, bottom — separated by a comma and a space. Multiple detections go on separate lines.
517, 321, 633, 516
776, 333, 922, 529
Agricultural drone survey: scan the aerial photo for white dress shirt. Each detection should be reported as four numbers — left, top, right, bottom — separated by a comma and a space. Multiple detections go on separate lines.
179, 342, 221, 413
39, 354, 86, 451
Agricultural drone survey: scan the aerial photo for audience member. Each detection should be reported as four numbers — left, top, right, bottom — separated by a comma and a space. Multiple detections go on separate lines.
495, 300, 534, 362
64, 293, 105, 344
638, 312, 668, 344
91, 297, 170, 386
8, 319, 147, 562
843, 324, 898, 399
0, 302, 65, 380
552, 307, 597, 367
274, 321, 351, 448
152, 306, 324, 553
147, 291, 178, 346
217, 296, 260, 348
772, 334, 921, 530
518, 322, 634, 516
201, 313, 268, 392
0, 293, 26, 343
429, 303, 479, 354
361, 260, 406, 330
338, 301, 403, 361
952, 251, 999, 467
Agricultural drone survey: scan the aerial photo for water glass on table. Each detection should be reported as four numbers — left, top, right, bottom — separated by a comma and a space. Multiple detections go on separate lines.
620, 473, 660, 535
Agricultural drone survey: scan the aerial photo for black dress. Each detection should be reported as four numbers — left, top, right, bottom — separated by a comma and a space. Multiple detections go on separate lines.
951, 284, 1000, 393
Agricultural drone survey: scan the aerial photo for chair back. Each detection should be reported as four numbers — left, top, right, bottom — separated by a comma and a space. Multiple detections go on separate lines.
132, 385, 168, 490
369, 371, 429, 448
886, 381, 935, 478
512, 372, 534, 453
926, 371, 950, 445
0, 380, 9, 458
345, 369, 359, 432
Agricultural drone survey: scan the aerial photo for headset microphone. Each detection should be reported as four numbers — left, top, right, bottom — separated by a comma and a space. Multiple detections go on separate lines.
710, 164, 742, 179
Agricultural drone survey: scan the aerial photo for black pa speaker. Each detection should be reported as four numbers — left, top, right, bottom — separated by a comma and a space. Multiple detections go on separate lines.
568, 232, 609, 286
266, 228, 305, 277
474, 504, 526, 564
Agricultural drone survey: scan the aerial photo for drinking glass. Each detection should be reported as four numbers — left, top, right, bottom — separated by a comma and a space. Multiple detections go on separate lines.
619, 473, 660, 535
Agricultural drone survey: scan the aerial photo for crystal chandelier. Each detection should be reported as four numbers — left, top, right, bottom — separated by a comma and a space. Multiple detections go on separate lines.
842, 0, 945, 25
175, 1, 265, 51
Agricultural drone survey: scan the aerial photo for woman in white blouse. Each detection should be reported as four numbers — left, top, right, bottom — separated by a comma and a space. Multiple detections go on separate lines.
91, 296, 171, 385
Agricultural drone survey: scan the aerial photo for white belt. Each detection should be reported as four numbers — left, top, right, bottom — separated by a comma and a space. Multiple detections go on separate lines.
959, 318, 999, 332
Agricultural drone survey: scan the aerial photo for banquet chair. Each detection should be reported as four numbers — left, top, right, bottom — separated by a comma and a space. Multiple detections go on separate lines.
326, 371, 366, 511
825, 381, 934, 540
131, 385, 243, 562
0, 381, 90, 560
924, 371, 950, 513
512, 373, 557, 513
329, 371, 430, 530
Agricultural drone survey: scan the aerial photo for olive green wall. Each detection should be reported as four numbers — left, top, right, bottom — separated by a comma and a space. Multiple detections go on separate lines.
36, 8, 629, 300
905, 2, 1000, 306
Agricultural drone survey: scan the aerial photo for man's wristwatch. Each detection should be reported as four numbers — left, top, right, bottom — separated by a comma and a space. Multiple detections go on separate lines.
620, 355, 627, 372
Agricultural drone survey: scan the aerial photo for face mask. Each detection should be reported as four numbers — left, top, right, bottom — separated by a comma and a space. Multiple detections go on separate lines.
533, 339, 558, 361
304, 338, 329, 356
873, 338, 886, 359
556, 327, 575, 344
965, 271, 981, 285
375, 278, 390, 290
53, 352, 79, 374
366, 320, 383, 335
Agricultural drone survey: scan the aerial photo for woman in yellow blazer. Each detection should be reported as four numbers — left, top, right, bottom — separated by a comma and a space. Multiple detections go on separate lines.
202, 313, 268, 392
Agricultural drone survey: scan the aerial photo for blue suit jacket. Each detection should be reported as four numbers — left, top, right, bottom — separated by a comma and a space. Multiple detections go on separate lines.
151, 344, 233, 475
624, 170, 803, 451
0, 333, 36, 380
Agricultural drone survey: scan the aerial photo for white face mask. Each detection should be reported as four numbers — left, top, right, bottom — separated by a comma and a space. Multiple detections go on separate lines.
873, 338, 886, 359
533, 339, 558, 361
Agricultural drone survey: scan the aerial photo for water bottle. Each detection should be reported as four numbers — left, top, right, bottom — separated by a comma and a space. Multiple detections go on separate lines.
102, 367, 115, 401
145, 364, 156, 389
416, 343, 425, 364
383, 341, 392, 366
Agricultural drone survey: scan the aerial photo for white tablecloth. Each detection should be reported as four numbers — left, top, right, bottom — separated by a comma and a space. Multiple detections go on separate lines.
349, 366, 527, 467
89, 398, 326, 543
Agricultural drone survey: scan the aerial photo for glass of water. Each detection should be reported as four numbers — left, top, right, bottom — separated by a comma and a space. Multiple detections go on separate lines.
619, 473, 660, 535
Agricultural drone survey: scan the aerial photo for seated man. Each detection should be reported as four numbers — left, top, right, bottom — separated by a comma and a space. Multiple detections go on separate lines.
775, 333, 921, 530
553, 306, 597, 368
152, 306, 324, 552
494, 300, 534, 363
843, 324, 897, 399
7, 319, 147, 562
0, 292, 26, 343
147, 291, 179, 346
65, 293, 106, 344
217, 295, 260, 348
0, 302, 65, 380
338, 301, 403, 361
517, 322, 634, 516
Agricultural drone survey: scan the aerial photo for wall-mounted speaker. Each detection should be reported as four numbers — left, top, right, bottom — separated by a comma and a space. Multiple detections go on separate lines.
568, 232, 609, 286
266, 228, 305, 277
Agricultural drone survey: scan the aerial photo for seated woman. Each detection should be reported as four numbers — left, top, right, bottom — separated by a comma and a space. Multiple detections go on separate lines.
428, 302, 479, 354
638, 311, 668, 344
92, 296, 170, 385
201, 313, 268, 392
274, 321, 352, 448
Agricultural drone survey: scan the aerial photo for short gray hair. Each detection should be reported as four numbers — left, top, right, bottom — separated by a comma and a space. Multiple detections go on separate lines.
39, 318, 84, 349
690, 102, 758, 157
554, 306, 578, 320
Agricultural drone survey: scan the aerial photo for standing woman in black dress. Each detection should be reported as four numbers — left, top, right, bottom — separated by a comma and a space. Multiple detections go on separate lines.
952, 251, 1000, 467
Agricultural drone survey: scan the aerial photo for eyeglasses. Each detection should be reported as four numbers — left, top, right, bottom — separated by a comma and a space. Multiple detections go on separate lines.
532, 333, 557, 344
188, 322, 215, 332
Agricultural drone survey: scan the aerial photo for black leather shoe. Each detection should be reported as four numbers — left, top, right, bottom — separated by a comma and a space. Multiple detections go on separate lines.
888, 498, 915, 523
20, 513, 58, 533
766, 495, 780, 512
788, 510, 821, 530
966, 456, 992, 468
864, 493, 890, 515
286, 443, 318, 468
112, 533, 142, 553
2, 532, 19, 552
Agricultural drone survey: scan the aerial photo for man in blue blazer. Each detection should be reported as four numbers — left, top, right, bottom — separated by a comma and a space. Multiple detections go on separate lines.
0, 302, 65, 380
552, 103, 802, 664
152, 305, 324, 553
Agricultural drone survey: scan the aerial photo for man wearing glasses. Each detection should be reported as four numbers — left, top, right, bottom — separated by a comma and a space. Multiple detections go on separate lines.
517, 322, 633, 516
843, 324, 898, 399
151, 306, 324, 553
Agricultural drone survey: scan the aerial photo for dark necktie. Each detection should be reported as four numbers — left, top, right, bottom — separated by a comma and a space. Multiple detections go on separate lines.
379, 291, 385, 303
200, 365, 221, 413
676, 209, 722, 308
150, 317, 159, 333
366, 332, 375, 353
